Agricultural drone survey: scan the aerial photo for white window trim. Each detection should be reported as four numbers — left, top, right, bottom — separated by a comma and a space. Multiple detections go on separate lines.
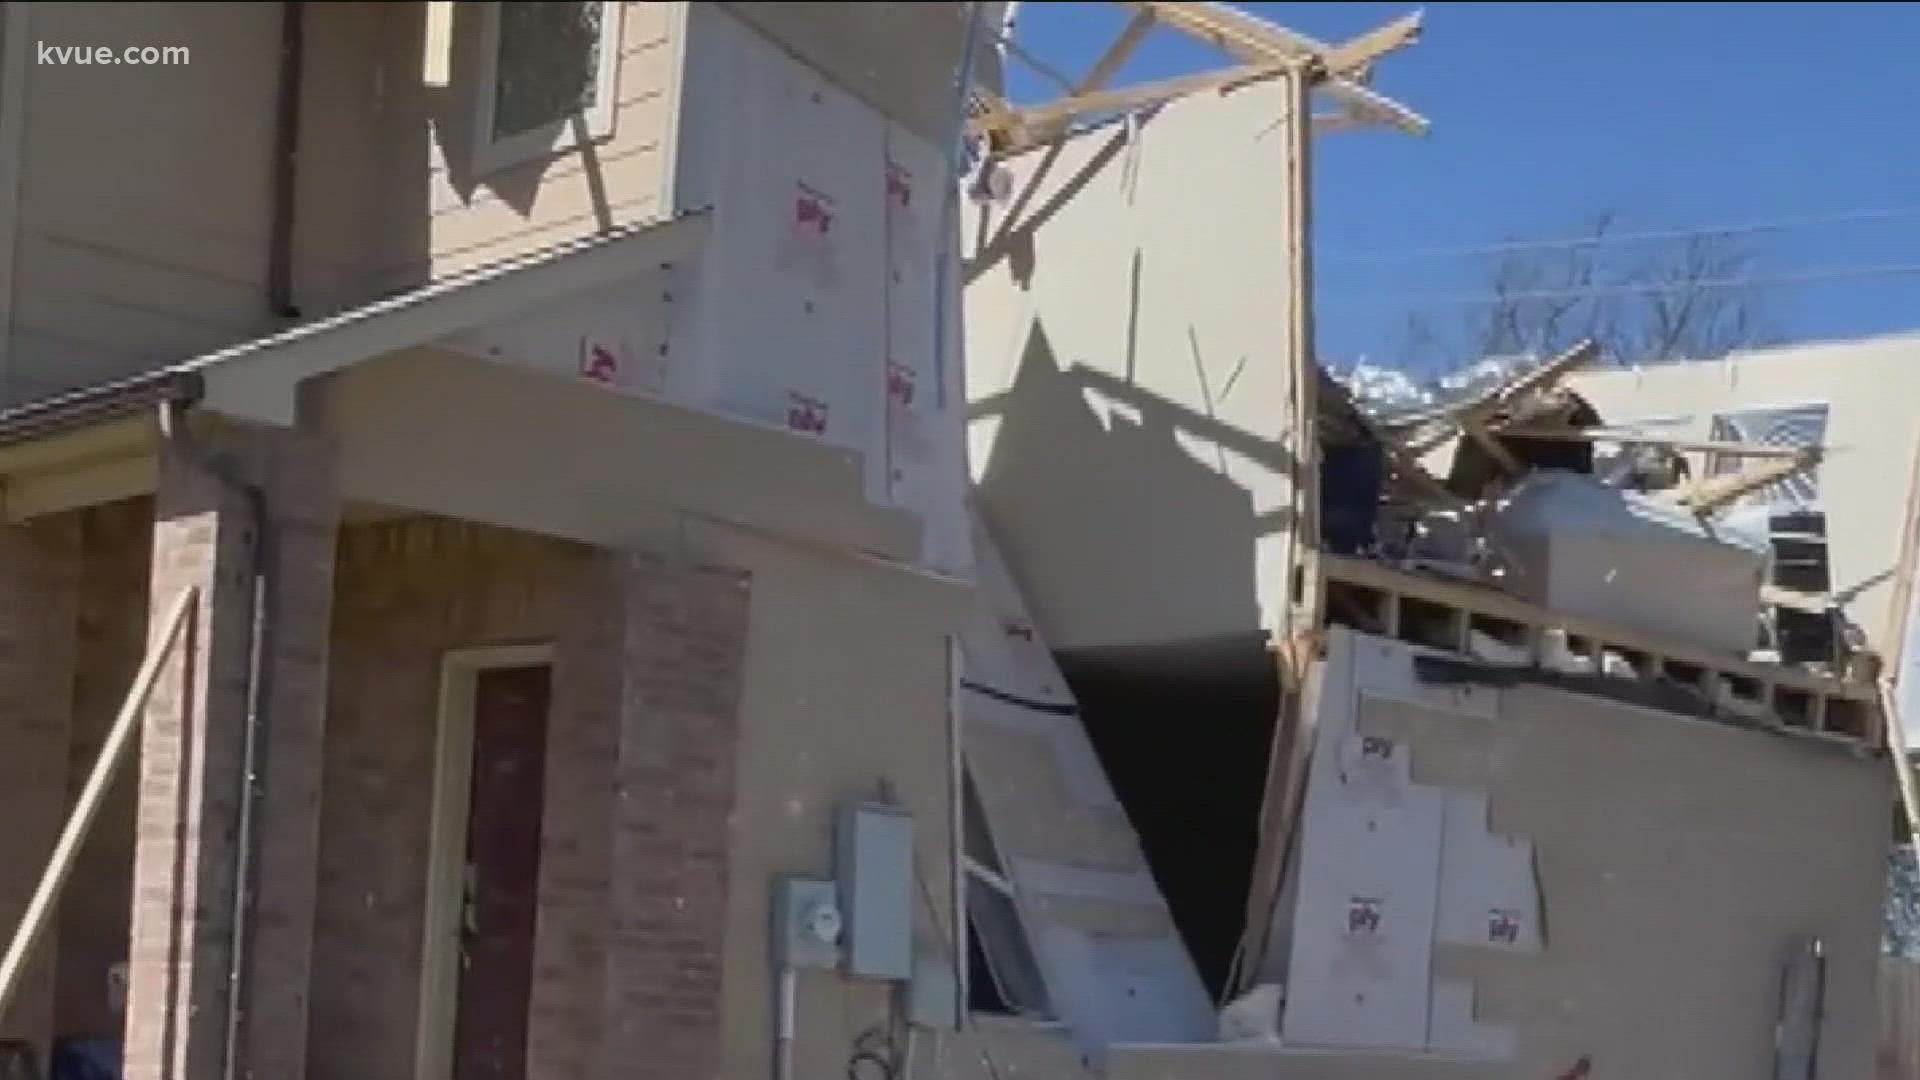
472, 0, 624, 177
964, 855, 1016, 898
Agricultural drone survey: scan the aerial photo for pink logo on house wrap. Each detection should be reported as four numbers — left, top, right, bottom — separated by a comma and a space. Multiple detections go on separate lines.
886, 361, 917, 407
778, 181, 840, 289
786, 391, 830, 436
1345, 896, 1384, 937
579, 337, 621, 384
1487, 908, 1523, 945
885, 162, 913, 210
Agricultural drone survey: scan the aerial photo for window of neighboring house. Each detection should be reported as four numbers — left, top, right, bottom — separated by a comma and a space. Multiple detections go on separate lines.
1706, 402, 1836, 662
474, 0, 622, 174
962, 770, 1052, 1019
1705, 402, 1830, 509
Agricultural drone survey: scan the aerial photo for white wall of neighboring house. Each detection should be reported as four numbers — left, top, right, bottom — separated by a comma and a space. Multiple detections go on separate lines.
1571, 333, 1920, 660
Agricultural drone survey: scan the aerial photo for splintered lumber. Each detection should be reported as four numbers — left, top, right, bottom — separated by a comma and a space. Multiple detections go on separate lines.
1123, 1, 1427, 133
1878, 681, 1920, 843
1394, 340, 1600, 456
1494, 426, 1811, 459
975, 4, 1426, 152
1669, 448, 1821, 513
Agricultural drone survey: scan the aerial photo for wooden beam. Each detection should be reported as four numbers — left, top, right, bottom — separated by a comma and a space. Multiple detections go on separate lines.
1124, 1, 1428, 134
967, 58, 1305, 140
1319, 11, 1424, 75
1490, 426, 1810, 459
1284, 61, 1321, 631
1011, 9, 1160, 145
1320, 553, 1876, 704
1669, 450, 1819, 513
1879, 681, 1920, 844
1463, 418, 1526, 478
1396, 339, 1600, 455
1081, 10, 1158, 94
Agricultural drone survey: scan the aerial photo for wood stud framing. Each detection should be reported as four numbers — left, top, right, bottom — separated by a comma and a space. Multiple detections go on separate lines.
971, 1, 1427, 156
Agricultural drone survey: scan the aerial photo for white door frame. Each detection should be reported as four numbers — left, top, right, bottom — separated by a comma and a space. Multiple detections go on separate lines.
412, 643, 556, 1080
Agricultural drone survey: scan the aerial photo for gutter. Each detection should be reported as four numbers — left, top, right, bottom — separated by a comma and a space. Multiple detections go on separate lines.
0, 369, 203, 452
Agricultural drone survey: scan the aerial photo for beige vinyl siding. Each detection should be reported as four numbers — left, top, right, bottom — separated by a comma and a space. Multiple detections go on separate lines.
2, 2, 681, 403
5, 2, 281, 402
294, 0, 681, 318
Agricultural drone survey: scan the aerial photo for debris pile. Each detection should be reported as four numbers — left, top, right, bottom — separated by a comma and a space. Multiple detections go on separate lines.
1319, 341, 1866, 712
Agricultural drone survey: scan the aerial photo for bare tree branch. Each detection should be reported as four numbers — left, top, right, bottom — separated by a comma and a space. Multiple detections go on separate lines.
1399, 213, 1772, 368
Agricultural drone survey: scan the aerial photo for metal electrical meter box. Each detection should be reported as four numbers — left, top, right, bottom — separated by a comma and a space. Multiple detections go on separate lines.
835, 801, 914, 980
772, 876, 843, 971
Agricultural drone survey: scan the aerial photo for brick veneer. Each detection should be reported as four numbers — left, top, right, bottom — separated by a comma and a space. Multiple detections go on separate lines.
0, 514, 81, 1067
600, 553, 750, 1080
314, 522, 749, 1080
125, 421, 336, 1080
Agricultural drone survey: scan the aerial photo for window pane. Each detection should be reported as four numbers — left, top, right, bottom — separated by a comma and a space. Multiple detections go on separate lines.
961, 771, 1003, 874
1707, 403, 1828, 509
967, 876, 1051, 1017
494, 1, 606, 140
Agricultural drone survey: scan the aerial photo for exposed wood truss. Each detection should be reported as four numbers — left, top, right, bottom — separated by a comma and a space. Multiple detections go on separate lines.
972, 2, 1425, 155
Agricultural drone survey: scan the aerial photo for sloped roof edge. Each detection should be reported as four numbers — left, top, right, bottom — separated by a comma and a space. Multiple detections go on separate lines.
0, 208, 711, 442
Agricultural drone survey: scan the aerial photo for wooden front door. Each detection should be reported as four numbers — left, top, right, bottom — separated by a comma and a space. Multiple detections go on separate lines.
451, 664, 552, 1080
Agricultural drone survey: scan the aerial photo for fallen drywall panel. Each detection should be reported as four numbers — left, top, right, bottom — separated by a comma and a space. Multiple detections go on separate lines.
962, 79, 1301, 652
960, 514, 1215, 1061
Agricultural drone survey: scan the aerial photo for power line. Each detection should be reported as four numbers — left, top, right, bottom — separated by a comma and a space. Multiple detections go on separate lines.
1321, 262, 1920, 308
1320, 206, 1920, 263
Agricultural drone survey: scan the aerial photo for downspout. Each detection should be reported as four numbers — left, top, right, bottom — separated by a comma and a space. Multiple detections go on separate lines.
155, 400, 275, 1080
267, 0, 305, 320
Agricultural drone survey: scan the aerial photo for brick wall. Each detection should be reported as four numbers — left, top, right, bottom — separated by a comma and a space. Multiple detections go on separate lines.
55, 499, 152, 1041
126, 422, 337, 1080
600, 553, 750, 1080
313, 519, 750, 1080
0, 512, 81, 1062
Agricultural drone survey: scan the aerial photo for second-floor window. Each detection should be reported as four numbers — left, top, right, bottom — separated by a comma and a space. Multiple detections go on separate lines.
475, 0, 622, 173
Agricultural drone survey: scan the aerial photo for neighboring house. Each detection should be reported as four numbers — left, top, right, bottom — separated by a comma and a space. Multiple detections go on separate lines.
1569, 333, 1920, 686
0, 4, 1000, 1080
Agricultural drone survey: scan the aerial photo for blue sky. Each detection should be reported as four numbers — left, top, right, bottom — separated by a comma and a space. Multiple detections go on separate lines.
1006, 2, 1920, 373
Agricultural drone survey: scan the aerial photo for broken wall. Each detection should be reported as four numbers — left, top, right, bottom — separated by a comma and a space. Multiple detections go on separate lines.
1252, 630, 1888, 1079
962, 82, 1303, 652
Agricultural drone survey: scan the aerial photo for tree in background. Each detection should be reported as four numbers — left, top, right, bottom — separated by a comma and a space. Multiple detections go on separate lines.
1892, 842, 1920, 960
1402, 213, 1777, 368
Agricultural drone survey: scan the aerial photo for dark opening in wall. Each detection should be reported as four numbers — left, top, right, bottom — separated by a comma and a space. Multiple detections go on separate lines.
1054, 636, 1280, 1001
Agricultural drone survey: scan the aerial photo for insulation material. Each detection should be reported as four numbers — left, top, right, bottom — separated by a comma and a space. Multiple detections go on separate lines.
1279, 630, 1528, 1061
1436, 791, 1543, 953
960, 515, 1214, 1061
442, 266, 681, 398
1281, 727, 1444, 1052
669, 10, 889, 497
883, 125, 972, 573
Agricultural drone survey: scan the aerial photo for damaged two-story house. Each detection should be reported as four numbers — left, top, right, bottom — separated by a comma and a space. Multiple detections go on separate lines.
0, 2, 1903, 1079
0, 3, 1004, 1078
